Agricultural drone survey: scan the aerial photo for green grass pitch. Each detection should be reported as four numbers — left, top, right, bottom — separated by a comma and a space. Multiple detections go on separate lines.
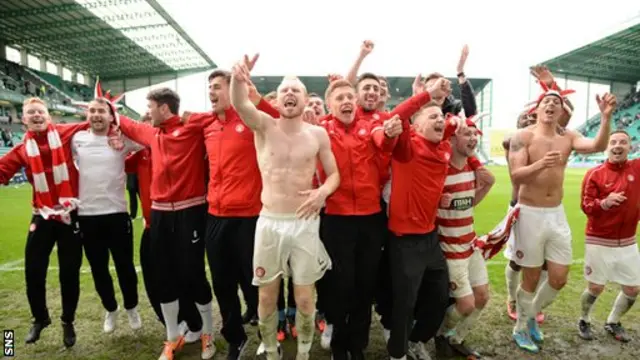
0, 166, 638, 359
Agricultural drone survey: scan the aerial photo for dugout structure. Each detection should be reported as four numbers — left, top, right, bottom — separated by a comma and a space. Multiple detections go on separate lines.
0, 0, 214, 117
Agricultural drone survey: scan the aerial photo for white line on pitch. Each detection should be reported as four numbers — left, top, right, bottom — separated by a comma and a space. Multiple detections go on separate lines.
0, 258, 24, 270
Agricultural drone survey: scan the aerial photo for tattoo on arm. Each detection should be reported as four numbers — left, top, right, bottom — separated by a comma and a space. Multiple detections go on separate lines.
509, 136, 524, 152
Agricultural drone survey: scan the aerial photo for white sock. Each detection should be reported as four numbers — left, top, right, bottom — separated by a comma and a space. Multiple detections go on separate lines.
515, 286, 534, 332
505, 265, 520, 302
452, 308, 483, 344
535, 270, 549, 293
296, 310, 315, 354
580, 289, 599, 323
196, 301, 214, 335
439, 304, 464, 337
607, 292, 637, 324
258, 310, 279, 355
160, 300, 180, 341
533, 280, 559, 312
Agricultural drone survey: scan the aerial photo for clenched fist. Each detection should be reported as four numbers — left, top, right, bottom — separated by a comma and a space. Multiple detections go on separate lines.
383, 115, 403, 138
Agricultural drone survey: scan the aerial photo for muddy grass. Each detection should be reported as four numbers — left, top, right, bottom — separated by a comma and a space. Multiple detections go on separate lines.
1, 268, 639, 360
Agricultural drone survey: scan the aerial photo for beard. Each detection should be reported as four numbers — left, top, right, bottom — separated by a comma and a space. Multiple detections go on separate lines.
281, 106, 303, 119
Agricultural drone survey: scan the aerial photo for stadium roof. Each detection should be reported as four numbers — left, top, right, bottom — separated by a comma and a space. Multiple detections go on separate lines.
252, 76, 492, 101
540, 22, 640, 84
0, 0, 215, 81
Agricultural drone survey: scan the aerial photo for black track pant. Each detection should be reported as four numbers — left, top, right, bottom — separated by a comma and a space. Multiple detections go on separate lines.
374, 202, 392, 330
25, 213, 83, 324
205, 214, 258, 345
79, 212, 138, 312
151, 204, 212, 307
277, 279, 296, 312
387, 230, 449, 359
139, 228, 202, 331
321, 212, 386, 352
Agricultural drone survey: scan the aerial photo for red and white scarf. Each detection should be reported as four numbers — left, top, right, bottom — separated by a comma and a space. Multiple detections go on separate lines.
473, 206, 520, 260
24, 124, 79, 224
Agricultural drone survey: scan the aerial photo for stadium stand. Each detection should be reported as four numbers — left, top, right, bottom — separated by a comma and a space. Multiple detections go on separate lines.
0, 0, 216, 185
539, 21, 640, 166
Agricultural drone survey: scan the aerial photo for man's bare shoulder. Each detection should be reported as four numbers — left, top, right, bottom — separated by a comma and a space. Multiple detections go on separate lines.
306, 122, 329, 138
510, 128, 534, 151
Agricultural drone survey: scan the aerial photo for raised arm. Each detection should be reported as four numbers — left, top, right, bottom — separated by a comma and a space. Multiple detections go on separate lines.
0, 145, 25, 185
117, 115, 155, 147
229, 61, 275, 132
345, 40, 374, 84
456, 45, 477, 116
571, 93, 615, 154
371, 115, 401, 152
389, 91, 433, 122
508, 130, 547, 185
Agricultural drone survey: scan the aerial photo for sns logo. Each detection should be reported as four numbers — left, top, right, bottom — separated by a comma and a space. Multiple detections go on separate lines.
4, 329, 15, 357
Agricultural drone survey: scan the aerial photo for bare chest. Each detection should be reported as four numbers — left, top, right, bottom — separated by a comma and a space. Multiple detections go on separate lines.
260, 128, 319, 168
528, 134, 572, 163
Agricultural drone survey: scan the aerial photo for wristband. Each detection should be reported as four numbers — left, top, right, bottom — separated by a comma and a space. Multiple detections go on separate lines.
457, 72, 465, 78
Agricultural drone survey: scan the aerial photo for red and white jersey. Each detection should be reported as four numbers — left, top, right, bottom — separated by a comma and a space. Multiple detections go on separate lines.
437, 163, 477, 260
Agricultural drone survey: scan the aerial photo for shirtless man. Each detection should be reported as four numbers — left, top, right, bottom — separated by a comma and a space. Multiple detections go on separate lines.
509, 88, 616, 353
503, 67, 575, 323
230, 60, 340, 360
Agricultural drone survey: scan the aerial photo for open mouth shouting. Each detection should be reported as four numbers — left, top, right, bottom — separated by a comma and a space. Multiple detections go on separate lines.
364, 93, 377, 107
284, 96, 297, 109
433, 122, 445, 135
611, 148, 624, 156
340, 103, 354, 117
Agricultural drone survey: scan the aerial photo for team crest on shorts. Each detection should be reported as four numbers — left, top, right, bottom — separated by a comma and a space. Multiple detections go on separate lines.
585, 265, 593, 276
29, 223, 36, 232
628, 175, 635, 182
255, 267, 266, 278
516, 250, 524, 259
449, 282, 458, 291
235, 124, 245, 133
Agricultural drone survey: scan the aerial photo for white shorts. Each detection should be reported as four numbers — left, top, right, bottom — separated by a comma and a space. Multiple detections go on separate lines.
252, 211, 332, 287
446, 250, 489, 298
584, 243, 640, 287
512, 204, 572, 267
502, 205, 516, 261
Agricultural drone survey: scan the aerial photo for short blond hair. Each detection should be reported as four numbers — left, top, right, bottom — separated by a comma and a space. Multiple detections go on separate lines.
23, 97, 47, 107
324, 79, 355, 101
278, 76, 307, 94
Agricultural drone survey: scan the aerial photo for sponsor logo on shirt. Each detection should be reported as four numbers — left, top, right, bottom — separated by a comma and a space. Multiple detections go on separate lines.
452, 197, 474, 211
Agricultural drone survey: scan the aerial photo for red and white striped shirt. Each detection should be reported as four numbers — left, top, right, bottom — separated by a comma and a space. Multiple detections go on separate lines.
437, 163, 476, 260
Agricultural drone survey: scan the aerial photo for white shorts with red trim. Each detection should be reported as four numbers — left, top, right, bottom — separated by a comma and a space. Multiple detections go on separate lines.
584, 243, 640, 287
512, 204, 572, 267
446, 250, 489, 298
252, 210, 332, 286
502, 204, 516, 261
